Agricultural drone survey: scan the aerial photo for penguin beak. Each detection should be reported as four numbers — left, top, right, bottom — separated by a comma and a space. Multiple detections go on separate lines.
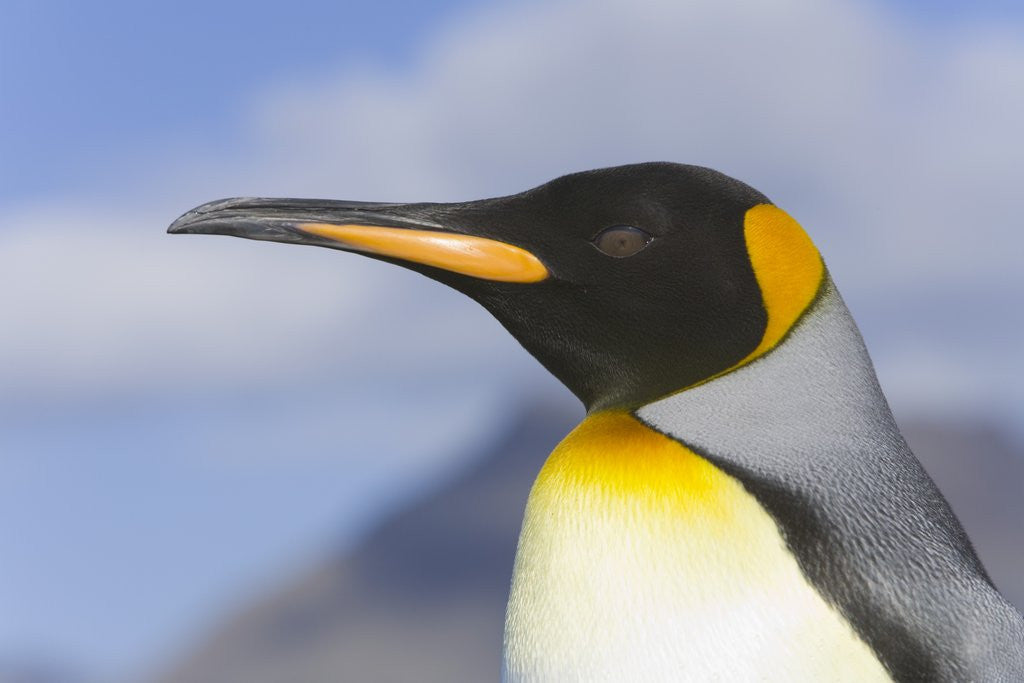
167, 197, 549, 284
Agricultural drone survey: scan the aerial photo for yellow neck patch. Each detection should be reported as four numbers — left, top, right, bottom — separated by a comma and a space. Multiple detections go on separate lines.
532, 411, 732, 515
740, 204, 824, 364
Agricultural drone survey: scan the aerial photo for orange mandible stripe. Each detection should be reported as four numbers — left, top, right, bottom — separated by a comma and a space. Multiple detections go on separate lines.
300, 222, 549, 283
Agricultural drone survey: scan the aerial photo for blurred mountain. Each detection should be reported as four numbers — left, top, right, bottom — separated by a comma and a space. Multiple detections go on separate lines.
151, 402, 1024, 683
899, 417, 1024, 608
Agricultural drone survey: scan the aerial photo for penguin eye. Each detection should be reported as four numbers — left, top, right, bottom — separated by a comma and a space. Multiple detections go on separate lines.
593, 225, 652, 258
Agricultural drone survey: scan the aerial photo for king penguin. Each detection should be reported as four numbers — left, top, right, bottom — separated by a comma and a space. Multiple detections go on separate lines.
168, 162, 1024, 682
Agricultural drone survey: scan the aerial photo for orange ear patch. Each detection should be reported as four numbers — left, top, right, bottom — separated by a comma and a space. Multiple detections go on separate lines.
739, 204, 824, 364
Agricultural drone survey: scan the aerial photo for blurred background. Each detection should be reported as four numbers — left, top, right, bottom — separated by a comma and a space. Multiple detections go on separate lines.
2, 0, 1023, 681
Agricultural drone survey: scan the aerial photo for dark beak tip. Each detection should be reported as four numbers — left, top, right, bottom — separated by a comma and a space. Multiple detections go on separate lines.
166, 197, 263, 235
167, 213, 207, 235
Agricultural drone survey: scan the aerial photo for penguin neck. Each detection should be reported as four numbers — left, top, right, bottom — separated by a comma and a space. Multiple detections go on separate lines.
637, 275, 902, 471
501, 282, 898, 681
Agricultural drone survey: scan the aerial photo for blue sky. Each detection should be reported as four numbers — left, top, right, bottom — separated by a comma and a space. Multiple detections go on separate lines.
0, 0, 492, 206
2, 0, 1023, 680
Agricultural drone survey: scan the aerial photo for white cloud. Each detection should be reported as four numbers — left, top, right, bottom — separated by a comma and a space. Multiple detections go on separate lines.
0, 205, 359, 402
2, 0, 1022, 421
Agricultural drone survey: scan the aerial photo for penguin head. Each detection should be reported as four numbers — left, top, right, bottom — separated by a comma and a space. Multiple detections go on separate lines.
169, 162, 823, 411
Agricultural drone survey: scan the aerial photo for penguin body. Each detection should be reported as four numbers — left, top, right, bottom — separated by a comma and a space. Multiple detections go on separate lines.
169, 162, 1024, 682
503, 410, 889, 682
